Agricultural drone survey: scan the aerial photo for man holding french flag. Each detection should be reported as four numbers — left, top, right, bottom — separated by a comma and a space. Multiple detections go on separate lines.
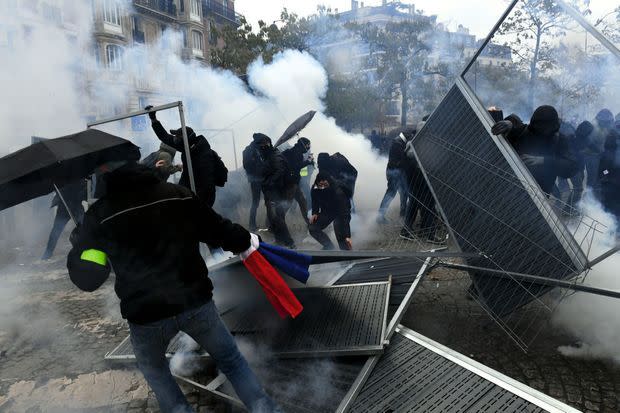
66, 162, 301, 413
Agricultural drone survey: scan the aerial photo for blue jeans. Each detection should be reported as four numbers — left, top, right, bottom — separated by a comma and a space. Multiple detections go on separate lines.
129, 300, 279, 413
379, 168, 407, 217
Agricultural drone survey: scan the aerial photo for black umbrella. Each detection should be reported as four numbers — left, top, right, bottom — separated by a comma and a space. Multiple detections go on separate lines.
274, 110, 317, 147
0, 129, 140, 215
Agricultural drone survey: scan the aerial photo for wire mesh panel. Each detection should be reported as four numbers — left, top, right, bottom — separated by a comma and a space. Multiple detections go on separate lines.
346, 329, 567, 413
410, 80, 588, 331
222, 282, 390, 358
206, 357, 368, 413
105, 332, 208, 360
333, 257, 424, 321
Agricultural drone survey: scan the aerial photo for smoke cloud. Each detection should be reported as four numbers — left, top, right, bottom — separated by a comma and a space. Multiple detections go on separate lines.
553, 192, 620, 363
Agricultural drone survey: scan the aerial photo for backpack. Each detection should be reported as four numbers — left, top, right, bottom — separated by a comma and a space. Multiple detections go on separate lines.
211, 149, 228, 187
331, 153, 357, 197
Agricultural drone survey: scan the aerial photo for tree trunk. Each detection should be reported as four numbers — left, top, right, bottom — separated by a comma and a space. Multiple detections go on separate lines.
528, 25, 542, 114
400, 71, 408, 127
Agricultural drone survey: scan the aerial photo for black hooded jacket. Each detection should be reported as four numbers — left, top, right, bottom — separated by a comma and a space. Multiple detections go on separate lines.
317, 153, 358, 198
261, 147, 290, 197
387, 134, 407, 170
66, 165, 250, 324
282, 141, 313, 185
505, 106, 578, 194
311, 175, 351, 220
242, 141, 266, 180
152, 120, 216, 205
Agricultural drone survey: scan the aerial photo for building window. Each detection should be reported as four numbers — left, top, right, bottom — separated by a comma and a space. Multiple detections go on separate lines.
190, 0, 200, 18
192, 30, 203, 54
106, 44, 123, 70
208, 21, 217, 45
179, 0, 184, 13
132, 16, 145, 43
103, 0, 121, 26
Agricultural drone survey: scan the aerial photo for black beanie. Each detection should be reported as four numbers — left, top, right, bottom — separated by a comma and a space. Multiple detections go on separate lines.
529, 105, 560, 136
253, 133, 271, 144
575, 121, 594, 150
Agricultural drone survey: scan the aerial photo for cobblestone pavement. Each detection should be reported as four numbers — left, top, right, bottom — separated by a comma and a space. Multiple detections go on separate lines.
1, 240, 619, 412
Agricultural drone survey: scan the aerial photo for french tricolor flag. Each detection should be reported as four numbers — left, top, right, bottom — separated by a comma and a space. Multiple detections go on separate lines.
241, 241, 311, 319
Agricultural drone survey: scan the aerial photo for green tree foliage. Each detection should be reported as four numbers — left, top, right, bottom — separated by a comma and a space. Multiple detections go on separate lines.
324, 76, 384, 133
497, 0, 589, 112
352, 18, 433, 126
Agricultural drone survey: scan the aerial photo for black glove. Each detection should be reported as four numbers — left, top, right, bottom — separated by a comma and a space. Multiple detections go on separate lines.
491, 120, 513, 136
144, 105, 157, 121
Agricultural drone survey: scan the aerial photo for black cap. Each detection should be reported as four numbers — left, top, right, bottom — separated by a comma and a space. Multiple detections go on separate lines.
170, 126, 196, 140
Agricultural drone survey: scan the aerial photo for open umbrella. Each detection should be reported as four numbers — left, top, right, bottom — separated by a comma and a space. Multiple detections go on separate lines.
274, 110, 316, 147
0, 129, 140, 215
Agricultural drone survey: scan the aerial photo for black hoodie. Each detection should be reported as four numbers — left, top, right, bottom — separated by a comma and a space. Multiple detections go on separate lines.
506, 106, 578, 193
67, 164, 250, 324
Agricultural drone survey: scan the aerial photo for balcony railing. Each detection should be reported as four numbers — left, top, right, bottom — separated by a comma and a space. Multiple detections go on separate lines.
202, 0, 242, 26
133, 0, 177, 18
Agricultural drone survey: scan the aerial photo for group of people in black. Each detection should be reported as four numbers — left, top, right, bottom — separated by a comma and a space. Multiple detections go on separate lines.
242, 133, 357, 250
490, 106, 620, 220
372, 104, 620, 249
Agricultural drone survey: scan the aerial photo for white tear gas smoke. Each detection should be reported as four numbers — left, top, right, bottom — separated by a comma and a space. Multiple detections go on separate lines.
552, 192, 620, 364
169, 332, 205, 377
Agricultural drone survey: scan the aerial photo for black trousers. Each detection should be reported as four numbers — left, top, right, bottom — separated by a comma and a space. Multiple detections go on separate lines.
292, 184, 309, 224
403, 180, 435, 236
309, 212, 351, 250
265, 191, 295, 247
248, 180, 262, 230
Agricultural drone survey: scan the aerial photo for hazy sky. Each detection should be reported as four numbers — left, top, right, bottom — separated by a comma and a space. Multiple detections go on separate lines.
235, 0, 616, 38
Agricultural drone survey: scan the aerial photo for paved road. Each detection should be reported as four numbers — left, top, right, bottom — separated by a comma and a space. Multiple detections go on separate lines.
0, 243, 618, 412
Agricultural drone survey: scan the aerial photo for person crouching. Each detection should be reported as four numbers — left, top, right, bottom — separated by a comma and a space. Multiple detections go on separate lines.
309, 173, 352, 250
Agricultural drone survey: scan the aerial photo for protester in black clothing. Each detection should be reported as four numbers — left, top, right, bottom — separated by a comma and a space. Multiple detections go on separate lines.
254, 134, 296, 248
397, 129, 443, 244
554, 121, 592, 210
378, 131, 408, 221
369, 129, 381, 152
41, 179, 87, 260
309, 173, 352, 250
491, 105, 578, 195
584, 109, 616, 192
282, 137, 313, 224
66, 163, 280, 413
243, 134, 269, 231
145, 106, 227, 207
316, 152, 358, 201
599, 129, 620, 220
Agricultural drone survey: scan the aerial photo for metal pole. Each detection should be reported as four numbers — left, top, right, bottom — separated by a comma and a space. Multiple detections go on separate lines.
177, 102, 197, 194
460, 0, 520, 77
439, 262, 620, 300
555, 0, 620, 61
231, 130, 238, 169
87, 102, 181, 128
588, 245, 620, 268
53, 183, 78, 225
